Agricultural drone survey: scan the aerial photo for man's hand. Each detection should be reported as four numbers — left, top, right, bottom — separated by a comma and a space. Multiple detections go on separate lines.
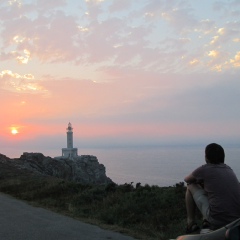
184, 174, 197, 184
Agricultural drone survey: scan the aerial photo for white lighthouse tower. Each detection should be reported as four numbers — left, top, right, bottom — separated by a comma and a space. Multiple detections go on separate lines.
62, 122, 78, 160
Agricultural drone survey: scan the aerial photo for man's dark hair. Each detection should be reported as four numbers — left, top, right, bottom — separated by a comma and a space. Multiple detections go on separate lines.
205, 143, 225, 164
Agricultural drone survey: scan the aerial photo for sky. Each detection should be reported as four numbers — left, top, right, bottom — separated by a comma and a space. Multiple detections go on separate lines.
1, 0, 240, 158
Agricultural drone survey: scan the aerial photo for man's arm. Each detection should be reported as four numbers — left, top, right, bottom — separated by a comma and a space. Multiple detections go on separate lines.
184, 174, 197, 184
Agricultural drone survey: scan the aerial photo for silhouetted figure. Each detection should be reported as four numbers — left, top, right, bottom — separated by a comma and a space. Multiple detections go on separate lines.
184, 143, 240, 234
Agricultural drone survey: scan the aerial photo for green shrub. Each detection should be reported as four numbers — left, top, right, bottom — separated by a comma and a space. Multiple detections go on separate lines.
0, 173, 196, 240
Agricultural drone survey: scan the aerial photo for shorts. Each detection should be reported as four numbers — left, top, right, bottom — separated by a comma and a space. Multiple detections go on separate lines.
192, 187, 210, 220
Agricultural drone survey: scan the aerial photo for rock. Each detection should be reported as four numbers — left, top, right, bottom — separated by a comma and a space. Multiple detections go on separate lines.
0, 152, 113, 185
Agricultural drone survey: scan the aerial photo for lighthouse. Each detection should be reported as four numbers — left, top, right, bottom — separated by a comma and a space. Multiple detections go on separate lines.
66, 122, 73, 148
62, 122, 78, 160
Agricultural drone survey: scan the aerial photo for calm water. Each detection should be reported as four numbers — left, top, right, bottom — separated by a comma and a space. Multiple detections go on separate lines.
80, 146, 240, 187
3, 145, 240, 187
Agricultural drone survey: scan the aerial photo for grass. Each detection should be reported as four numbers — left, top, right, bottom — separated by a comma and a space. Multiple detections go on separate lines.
0, 161, 196, 240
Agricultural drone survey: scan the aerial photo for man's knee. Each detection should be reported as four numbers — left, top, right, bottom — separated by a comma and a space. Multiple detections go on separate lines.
188, 184, 209, 219
187, 183, 203, 195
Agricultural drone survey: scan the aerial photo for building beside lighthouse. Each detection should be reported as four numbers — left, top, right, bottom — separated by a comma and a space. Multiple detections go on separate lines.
61, 122, 78, 160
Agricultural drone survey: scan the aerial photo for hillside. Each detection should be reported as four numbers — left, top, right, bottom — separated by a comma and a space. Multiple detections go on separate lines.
0, 152, 189, 240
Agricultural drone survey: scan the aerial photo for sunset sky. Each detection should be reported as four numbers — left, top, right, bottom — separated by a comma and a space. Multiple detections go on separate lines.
1, 0, 240, 157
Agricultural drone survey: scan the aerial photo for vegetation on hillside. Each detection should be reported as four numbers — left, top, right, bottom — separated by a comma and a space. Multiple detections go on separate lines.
0, 162, 198, 240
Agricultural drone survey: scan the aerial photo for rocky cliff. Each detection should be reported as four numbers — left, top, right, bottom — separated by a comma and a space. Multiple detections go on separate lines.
0, 153, 113, 185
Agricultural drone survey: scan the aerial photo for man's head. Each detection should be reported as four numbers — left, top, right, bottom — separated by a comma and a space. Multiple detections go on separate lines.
205, 143, 225, 164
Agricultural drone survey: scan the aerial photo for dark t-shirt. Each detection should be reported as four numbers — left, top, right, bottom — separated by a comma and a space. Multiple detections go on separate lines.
192, 163, 240, 228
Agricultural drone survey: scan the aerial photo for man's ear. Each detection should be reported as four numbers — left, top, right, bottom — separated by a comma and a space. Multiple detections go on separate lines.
205, 156, 209, 163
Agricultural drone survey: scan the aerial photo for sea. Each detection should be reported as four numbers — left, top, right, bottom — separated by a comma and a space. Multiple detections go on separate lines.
3, 145, 240, 187
80, 145, 240, 187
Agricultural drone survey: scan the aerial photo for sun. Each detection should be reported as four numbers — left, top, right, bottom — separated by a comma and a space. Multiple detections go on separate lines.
11, 128, 19, 135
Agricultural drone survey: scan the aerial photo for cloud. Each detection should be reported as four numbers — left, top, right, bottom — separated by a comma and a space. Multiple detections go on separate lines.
0, 69, 49, 95
0, 0, 239, 74
194, 19, 216, 35
16, 49, 31, 64
230, 51, 240, 67
0, 3, 80, 63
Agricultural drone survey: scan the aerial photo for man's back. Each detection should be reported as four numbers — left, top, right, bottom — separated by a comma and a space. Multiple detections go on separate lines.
193, 163, 240, 228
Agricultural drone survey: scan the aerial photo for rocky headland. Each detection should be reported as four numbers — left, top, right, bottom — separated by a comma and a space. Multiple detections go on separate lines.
0, 152, 113, 185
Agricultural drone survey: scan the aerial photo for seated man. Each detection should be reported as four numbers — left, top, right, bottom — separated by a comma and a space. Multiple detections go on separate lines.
184, 143, 240, 233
